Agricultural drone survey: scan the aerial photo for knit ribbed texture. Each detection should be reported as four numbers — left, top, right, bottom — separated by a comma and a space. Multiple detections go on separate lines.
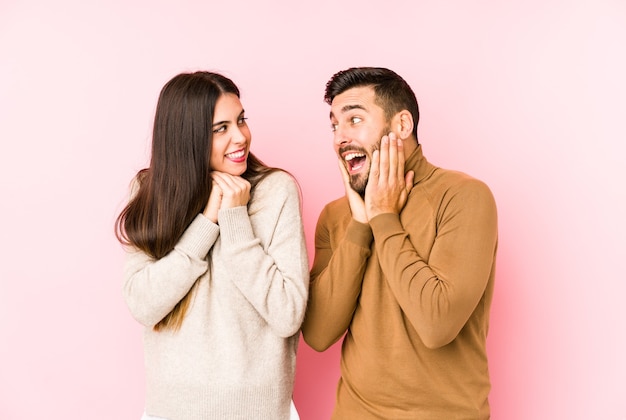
303, 146, 497, 419
123, 171, 309, 420
147, 383, 291, 420
176, 215, 220, 258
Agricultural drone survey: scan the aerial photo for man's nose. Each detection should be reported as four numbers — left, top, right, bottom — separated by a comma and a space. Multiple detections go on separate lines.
333, 126, 350, 147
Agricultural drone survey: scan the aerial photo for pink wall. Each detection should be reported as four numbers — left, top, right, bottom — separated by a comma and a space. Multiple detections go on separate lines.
1, 1, 625, 419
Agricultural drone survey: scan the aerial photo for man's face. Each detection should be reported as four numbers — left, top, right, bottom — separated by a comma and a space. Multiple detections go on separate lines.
330, 86, 390, 195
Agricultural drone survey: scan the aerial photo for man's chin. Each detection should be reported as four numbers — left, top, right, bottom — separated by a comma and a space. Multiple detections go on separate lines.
349, 177, 367, 197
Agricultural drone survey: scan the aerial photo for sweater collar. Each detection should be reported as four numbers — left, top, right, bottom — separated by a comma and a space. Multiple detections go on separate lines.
405, 144, 437, 185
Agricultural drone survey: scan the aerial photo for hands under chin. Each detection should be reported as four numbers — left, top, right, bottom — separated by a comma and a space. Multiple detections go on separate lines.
203, 181, 222, 223
203, 172, 251, 223
211, 171, 251, 209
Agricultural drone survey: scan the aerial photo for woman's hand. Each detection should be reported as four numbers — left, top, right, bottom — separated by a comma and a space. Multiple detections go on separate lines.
203, 181, 222, 223
211, 171, 251, 209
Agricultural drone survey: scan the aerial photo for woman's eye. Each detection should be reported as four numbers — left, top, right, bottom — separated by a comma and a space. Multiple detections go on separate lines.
238, 117, 248, 125
213, 125, 227, 134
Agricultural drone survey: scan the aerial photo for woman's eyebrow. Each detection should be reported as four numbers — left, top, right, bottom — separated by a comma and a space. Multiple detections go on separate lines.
212, 109, 245, 127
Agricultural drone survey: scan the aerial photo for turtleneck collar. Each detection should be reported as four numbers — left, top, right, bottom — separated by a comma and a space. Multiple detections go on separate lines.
404, 144, 437, 185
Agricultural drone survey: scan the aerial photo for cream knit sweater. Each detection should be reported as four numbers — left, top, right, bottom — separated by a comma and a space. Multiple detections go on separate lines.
123, 171, 309, 420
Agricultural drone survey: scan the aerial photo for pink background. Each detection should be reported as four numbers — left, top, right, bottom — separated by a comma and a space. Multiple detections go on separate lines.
1, 1, 625, 419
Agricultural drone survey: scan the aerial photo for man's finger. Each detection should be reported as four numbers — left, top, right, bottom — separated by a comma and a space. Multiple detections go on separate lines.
337, 158, 351, 188
396, 136, 406, 181
370, 148, 380, 183
405, 170, 415, 194
388, 133, 399, 184
378, 135, 389, 184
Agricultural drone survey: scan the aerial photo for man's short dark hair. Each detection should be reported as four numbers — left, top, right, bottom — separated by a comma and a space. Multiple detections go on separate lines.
324, 67, 419, 139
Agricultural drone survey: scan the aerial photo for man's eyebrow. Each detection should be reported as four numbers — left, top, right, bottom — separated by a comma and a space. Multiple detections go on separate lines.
342, 104, 366, 113
329, 104, 366, 119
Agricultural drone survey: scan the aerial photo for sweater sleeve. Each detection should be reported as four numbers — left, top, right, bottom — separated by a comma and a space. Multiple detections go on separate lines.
216, 172, 309, 338
301, 205, 374, 351
122, 214, 220, 328
370, 178, 498, 349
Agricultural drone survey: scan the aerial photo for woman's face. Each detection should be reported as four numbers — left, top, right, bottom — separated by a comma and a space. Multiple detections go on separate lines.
210, 93, 251, 175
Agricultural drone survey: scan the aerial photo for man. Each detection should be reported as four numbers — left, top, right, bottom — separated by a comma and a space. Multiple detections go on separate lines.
301, 67, 498, 419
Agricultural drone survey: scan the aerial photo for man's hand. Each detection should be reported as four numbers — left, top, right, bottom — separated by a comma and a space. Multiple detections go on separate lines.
365, 133, 414, 220
338, 158, 368, 223
211, 171, 251, 209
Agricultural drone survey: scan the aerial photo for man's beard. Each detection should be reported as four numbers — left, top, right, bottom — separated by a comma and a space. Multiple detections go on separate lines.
346, 126, 390, 197
349, 166, 370, 198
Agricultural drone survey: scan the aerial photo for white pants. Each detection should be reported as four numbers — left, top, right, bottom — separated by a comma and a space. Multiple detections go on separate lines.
141, 399, 300, 420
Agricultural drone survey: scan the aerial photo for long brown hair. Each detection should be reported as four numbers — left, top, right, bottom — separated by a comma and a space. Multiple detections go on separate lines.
115, 71, 278, 331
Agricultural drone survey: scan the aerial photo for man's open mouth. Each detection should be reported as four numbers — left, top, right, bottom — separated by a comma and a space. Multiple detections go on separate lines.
344, 152, 367, 173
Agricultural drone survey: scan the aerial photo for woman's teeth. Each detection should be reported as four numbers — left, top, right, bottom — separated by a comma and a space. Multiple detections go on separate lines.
226, 150, 245, 159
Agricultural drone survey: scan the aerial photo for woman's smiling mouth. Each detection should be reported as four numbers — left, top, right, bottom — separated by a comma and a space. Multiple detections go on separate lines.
226, 149, 246, 162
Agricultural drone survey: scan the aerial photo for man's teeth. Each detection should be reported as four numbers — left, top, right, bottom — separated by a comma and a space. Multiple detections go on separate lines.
344, 152, 365, 162
226, 150, 245, 159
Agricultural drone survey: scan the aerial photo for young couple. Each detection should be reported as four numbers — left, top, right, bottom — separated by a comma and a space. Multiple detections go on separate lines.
116, 68, 498, 420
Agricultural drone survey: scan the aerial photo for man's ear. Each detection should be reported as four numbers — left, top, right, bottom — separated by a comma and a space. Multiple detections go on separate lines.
395, 110, 414, 140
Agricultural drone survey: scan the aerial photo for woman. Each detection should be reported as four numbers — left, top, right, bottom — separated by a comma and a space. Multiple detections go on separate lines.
115, 71, 309, 419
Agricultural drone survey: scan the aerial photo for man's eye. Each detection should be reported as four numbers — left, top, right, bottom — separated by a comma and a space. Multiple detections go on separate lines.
331, 123, 338, 132
351, 116, 362, 124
